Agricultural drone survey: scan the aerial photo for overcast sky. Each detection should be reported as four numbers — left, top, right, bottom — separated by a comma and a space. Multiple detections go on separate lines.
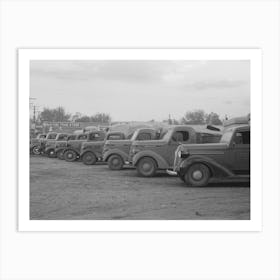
30, 60, 250, 122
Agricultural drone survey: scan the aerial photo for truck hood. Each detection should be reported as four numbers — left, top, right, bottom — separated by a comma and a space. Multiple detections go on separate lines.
55, 141, 67, 148
132, 140, 167, 147
105, 139, 132, 147
82, 140, 105, 149
178, 142, 229, 153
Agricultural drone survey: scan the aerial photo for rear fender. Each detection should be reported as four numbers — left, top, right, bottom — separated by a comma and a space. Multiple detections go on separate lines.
132, 150, 169, 169
179, 155, 234, 178
103, 149, 129, 162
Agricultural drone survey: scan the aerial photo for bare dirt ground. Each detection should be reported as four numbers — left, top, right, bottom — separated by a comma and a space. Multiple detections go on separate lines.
30, 156, 250, 220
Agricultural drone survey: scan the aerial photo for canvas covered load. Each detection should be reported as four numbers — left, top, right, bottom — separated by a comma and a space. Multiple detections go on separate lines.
108, 121, 171, 139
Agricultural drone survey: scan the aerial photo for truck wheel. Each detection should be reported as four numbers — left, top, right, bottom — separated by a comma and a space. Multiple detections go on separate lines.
64, 150, 77, 162
57, 150, 65, 160
82, 151, 97, 165
32, 146, 41, 155
108, 155, 124, 170
136, 157, 157, 177
47, 149, 56, 158
184, 163, 210, 187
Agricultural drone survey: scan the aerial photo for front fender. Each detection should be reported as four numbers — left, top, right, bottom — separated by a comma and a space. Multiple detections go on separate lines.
30, 143, 40, 149
103, 149, 129, 162
132, 150, 169, 169
45, 146, 55, 153
80, 148, 100, 158
179, 155, 234, 178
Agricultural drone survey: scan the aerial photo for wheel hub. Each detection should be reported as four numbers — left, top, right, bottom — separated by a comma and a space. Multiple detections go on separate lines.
142, 162, 151, 171
112, 158, 119, 165
192, 170, 203, 180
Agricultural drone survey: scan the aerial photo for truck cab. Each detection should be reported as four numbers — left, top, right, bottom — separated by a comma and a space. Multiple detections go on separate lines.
55, 134, 78, 159
167, 124, 250, 187
80, 132, 126, 165
63, 131, 106, 162
103, 128, 162, 170
130, 125, 222, 177
44, 133, 69, 157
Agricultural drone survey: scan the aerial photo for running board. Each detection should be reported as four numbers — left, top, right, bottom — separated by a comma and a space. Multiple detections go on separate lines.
166, 169, 178, 176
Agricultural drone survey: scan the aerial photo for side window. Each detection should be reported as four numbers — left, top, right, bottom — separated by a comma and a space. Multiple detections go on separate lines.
89, 133, 101, 141
58, 135, 67, 140
137, 133, 152, 141
233, 131, 250, 145
171, 131, 189, 142
68, 135, 76, 140
78, 135, 87, 140
48, 134, 57, 140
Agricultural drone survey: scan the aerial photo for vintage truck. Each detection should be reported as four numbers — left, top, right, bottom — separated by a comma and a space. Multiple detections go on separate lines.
80, 132, 126, 165
63, 131, 107, 162
44, 133, 70, 158
166, 123, 250, 187
55, 134, 79, 159
129, 125, 222, 177
30, 134, 47, 155
103, 127, 163, 170
30, 132, 58, 155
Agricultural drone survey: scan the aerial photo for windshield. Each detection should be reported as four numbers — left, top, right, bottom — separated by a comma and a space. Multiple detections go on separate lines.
220, 128, 234, 143
47, 134, 57, 140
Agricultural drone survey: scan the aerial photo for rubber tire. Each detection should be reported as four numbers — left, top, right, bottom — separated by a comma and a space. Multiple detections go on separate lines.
184, 163, 210, 187
57, 150, 65, 160
32, 146, 41, 155
82, 151, 97, 165
136, 157, 157, 177
64, 150, 77, 162
47, 149, 56, 158
108, 154, 124, 170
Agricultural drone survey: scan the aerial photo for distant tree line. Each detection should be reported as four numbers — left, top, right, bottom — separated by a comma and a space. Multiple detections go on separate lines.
181, 110, 223, 125
38, 107, 112, 124
36, 107, 223, 125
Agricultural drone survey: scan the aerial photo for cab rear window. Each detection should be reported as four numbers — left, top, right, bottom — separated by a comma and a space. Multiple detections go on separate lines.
48, 134, 57, 139
78, 135, 87, 140
172, 131, 189, 142
107, 134, 123, 140
137, 133, 152, 140
234, 131, 250, 145
68, 135, 76, 140
88, 133, 102, 141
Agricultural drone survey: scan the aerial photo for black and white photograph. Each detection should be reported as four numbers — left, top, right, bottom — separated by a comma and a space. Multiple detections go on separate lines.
2, 1, 280, 280
26, 50, 253, 222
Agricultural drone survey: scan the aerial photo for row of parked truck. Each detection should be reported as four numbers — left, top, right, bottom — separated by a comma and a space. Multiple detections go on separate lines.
30, 116, 250, 187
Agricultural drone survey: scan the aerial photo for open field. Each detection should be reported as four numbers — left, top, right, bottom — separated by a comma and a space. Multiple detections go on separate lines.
30, 156, 250, 220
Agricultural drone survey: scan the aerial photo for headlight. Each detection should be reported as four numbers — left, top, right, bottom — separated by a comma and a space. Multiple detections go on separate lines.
178, 150, 182, 158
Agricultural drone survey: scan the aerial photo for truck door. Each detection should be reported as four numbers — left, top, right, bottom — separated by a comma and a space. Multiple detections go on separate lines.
231, 129, 250, 174
165, 130, 190, 166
